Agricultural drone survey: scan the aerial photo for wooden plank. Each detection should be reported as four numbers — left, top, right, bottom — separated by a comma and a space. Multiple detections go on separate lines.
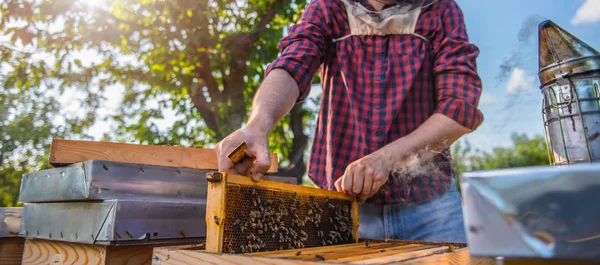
350, 246, 450, 264
106, 244, 157, 265
331, 245, 436, 263
249, 243, 393, 257
351, 200, 359, 243
49, 139, 279, 173
22, 239, 107, 265
0, 237, 25, 265
400, 248, 495, 265
205, 173, 227, 253
21, 239, 199, 265
227, 174, 354, 201
153, 248, 329, 265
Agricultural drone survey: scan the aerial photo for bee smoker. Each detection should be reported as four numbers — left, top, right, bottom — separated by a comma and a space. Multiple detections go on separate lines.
538, 20, 600, 165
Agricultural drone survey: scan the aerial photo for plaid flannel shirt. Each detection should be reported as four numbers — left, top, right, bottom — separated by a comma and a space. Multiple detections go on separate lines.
265, 0, 483, 205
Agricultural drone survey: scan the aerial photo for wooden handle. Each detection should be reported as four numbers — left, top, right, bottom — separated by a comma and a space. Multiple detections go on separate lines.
227, 142, 248, 163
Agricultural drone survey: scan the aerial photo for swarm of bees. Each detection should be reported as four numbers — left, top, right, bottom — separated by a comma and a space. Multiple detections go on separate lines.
225, 186, 354, 254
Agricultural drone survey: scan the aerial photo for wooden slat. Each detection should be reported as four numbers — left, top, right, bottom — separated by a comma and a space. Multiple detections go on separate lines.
351, 200, 359, 243
227, 174, 354, 201
205, 173, 227, 253
249, 243, 393, 257
400, 248, 495, 265
331, 245, 435, 263
350, 246, 450, 264
0, 237, 25, 265
153, 248, 329, 265
21, 239, 107, 265
49, 139, 279, 173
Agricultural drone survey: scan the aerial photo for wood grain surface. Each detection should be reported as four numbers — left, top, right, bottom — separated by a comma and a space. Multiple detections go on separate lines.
205, 172, 227, 253
152, 241, 496, 265
0, 237, 25, 265
226, 174, 355, 201
21, 239, 106, 265
49, 139, 278, 173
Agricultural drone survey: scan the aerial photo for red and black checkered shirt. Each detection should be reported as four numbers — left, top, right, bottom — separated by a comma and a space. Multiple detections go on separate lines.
265, 0, 484, 205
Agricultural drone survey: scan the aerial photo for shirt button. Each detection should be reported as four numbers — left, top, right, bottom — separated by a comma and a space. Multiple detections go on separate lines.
376, 104, 381, 109
376, 76, 382, 81
375, 131, 383, 136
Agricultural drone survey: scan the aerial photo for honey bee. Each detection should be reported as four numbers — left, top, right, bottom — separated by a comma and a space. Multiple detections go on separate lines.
315, 254, 325, 261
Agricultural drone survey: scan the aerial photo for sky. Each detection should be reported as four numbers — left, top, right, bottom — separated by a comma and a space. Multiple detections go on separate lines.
445, 0, 600, 151
59, 0, 600, 153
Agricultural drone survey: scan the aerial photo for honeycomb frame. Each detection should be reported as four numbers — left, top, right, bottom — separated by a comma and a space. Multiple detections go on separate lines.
205, 172, 359, 254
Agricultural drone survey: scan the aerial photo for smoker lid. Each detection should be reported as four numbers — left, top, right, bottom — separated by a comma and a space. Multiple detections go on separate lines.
538, 20, 600, 85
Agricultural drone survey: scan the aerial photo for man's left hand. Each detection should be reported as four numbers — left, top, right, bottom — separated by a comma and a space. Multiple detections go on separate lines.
334, 150, 393, 203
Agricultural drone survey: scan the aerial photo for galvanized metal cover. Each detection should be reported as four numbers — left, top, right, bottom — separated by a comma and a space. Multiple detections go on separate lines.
0, 207, 21, 237
460, 163, 600, 260
19, 200, 206, 245
18, 160, 211, 203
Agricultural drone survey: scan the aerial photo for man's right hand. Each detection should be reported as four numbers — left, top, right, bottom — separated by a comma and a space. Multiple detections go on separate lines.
215, 124, 271, 182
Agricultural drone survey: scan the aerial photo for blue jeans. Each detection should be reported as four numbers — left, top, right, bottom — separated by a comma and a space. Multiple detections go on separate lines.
358, 181, 467, 243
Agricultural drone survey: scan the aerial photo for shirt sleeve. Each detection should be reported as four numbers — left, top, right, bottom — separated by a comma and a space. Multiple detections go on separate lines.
432, 0, 484, 130
264, 0, 332, 103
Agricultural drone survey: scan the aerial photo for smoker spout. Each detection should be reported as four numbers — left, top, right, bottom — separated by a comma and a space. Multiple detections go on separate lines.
538, 20, 600, 86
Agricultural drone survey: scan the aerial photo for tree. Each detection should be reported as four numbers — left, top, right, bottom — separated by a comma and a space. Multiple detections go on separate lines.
1, 0, 314, 207
451, 133, 550, 192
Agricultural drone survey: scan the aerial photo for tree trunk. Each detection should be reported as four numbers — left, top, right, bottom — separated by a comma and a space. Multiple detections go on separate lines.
276, 103, 309, 184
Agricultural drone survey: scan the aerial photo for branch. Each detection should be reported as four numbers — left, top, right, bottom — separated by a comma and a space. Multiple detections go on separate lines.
248, 0, 284, 42
187, 82, 221, 137
196, 53, 222, 103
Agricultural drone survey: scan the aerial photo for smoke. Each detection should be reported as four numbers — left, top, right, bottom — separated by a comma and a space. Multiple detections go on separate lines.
495, 14, 546, 86
390, 141, 450, 178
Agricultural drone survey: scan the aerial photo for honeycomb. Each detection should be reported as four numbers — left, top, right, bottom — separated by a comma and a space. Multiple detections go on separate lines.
222, 183, 355, 254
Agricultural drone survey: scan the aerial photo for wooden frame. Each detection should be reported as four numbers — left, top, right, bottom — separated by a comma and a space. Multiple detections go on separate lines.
49, 139, 279, 173
205, 172, 359, 253
153, 240, 495, 265
21, 239, 204, 265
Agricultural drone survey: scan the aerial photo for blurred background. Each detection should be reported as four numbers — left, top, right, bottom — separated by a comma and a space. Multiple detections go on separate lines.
1, 0, 599, 207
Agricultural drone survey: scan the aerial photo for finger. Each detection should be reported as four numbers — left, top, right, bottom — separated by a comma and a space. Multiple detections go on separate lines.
216, 148, 235, 173
369, 172, 388, 198
358, 168, 374, 203
234, 160, 252, 176
342, 169, 354, 195
351, 165, 364, 196
242, 157, 255, 176
251, 148, 271, 182
334, 177, 343, 192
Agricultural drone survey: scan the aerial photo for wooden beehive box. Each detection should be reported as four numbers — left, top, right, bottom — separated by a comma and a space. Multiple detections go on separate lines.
152, 239, 495, 265
20, 239, 205, 265
204, 172, 359, 254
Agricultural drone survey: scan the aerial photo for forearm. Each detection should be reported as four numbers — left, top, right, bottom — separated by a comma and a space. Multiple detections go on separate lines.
379, 113, 472, 170
246, 69, 300, 132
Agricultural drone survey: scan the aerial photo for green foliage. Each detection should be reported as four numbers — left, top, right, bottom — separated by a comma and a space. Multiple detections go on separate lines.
0, 0, 311, 206
451, 133, 550, 192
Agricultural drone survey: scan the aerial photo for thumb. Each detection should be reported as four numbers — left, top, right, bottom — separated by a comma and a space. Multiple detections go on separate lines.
251, 149, 271, 182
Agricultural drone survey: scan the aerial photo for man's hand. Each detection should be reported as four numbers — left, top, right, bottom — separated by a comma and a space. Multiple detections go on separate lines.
215, 124, 271, 182
334, 150, 393, 203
